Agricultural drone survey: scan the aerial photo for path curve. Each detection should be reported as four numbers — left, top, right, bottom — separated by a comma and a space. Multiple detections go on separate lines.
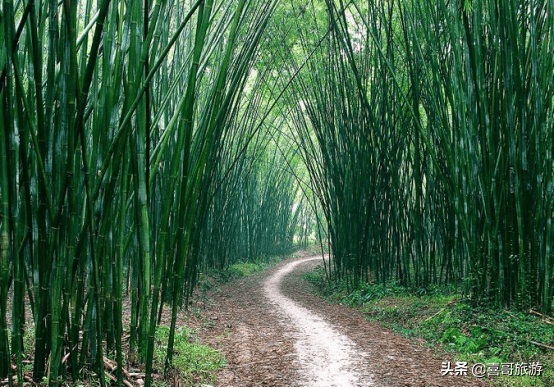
264, 256, 371, 387
189, 253, 487, 386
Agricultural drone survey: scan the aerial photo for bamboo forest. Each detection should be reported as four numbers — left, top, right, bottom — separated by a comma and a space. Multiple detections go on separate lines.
1, 0, 553, 386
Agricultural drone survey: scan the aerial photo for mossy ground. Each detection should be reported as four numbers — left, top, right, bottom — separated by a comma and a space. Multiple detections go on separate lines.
304, 265, 554, 387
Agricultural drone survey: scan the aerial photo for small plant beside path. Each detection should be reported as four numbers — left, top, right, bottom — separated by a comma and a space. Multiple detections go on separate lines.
304, 265, 554, 387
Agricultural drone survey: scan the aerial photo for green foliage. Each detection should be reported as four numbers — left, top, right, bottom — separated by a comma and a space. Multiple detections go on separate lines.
303, 270, 323, 284
287, 0, 554, 315
153, 326, 226, 386
305, 264, 409, 306
0, 0, 303, 383
306, 263, 554, 386
230, 262, 267, 277
2, 0, 554, 383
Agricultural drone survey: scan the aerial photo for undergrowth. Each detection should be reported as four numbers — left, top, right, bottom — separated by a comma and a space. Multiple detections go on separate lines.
196, 244, 322, 292
195, 260, 275, 294
152, 326, 226, 386
7, 321, 226, 387
230, 262, 271, 277
304, 265, 554, 387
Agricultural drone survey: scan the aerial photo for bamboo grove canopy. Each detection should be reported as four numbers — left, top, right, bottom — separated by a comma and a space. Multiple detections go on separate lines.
1, 0, 554, 385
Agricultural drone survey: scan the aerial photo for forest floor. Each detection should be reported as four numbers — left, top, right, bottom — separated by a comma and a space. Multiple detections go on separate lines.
8, 251, 535, 386
187, 252, 488, 386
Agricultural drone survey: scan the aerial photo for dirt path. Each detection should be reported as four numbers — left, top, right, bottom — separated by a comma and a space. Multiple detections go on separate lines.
192, 255, 487, 386
264, 257, 371, 386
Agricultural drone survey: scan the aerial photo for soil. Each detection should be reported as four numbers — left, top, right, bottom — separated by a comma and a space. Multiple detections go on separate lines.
2, 252, 491, 387
190, 254, 490, 387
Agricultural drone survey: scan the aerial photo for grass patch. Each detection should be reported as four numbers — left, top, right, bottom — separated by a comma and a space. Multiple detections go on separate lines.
196, 254, 292, 292
153, 326, 226, 386
196, 244, 322, 293
195, 261, 271, 293
304, 265, 554, 387
230, 262, 268, 277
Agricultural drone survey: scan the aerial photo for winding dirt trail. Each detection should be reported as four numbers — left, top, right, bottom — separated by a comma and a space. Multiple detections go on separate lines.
264, 257, 371, 386
190, 254, 488, 387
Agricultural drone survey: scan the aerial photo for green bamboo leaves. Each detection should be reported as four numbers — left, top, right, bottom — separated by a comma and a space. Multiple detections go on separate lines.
3, 0, 550, 384
286, 0, 554, 313
0, 0, 286, 384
